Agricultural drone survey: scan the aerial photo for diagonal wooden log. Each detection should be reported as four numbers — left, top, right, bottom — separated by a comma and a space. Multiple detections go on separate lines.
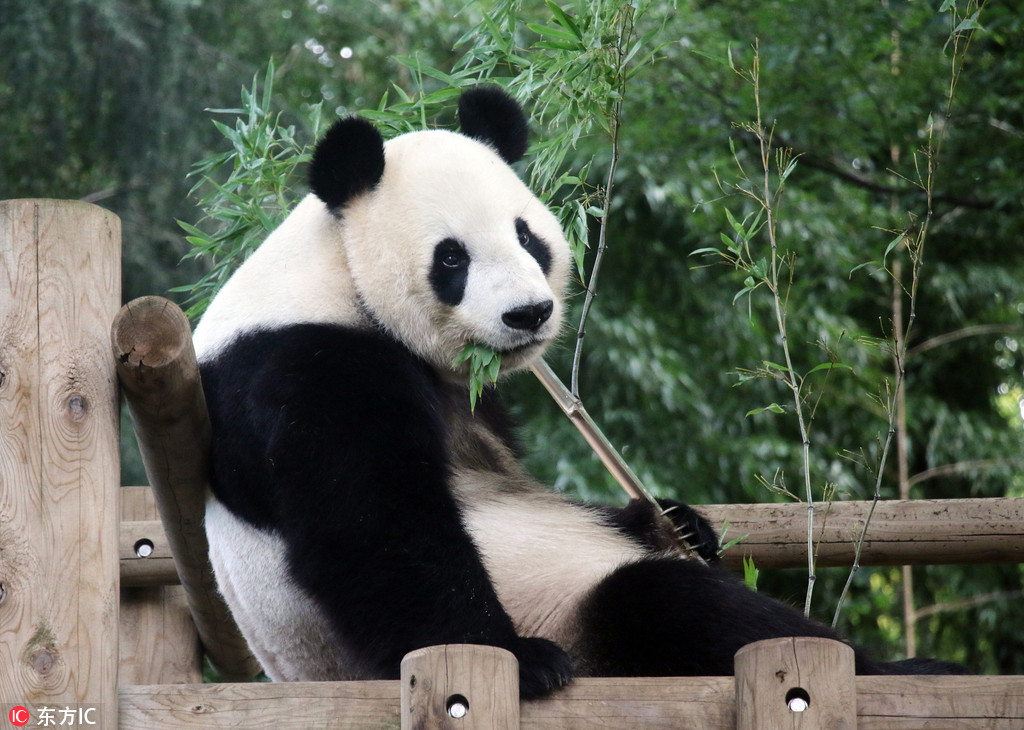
111, 295, 260, 680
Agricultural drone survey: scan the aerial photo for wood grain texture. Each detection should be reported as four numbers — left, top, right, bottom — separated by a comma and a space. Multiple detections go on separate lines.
857, 675, 1024, 729
0, 199, 120, 721
117, 672, 1024, 728
401, 645, 519, 730
111, 296, 260, 680
119, 486, 201, 685
704, 498, 1024, 569
119, 681, 402, 729
735, 637, 856, 730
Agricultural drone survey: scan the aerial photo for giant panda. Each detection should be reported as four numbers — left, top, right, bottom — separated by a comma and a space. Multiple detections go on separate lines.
191, 86, 963, 697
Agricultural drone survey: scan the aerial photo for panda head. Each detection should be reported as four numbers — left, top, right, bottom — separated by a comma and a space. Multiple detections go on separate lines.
308, 87, 571, 379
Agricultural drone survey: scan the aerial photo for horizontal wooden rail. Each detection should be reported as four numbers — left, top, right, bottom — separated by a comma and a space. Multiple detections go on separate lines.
118, 673, 1024, 729
703, 497, 1024, 569
119, 492, 1024, 585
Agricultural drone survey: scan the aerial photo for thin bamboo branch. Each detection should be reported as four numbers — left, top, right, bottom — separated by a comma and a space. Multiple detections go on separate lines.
746, 46, 818, 616
531, 360, 707, 565
914, 589, 1024, 620
907, 458, 1024, 490
569, 7, 633, 399
570, 124, 619, 398
908, 323, 1024, 357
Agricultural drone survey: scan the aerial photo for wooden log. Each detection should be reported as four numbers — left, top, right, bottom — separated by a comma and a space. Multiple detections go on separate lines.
116, 495, 1024, 586
704, 497, 1024, 569
120, 518, 179, 587
117, 673, 1024, 729
0, 199, 120, 724
111, 295, 260, 680
119, 681, 403, 729
856, 674, 1024, 729
401, 645, 519, 730
735, 637, 856, 730
119, 486, 202, 685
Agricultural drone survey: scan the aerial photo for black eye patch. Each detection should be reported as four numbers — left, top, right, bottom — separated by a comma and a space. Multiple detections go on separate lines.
429, 238, 470, 306
515, 218, 552, 275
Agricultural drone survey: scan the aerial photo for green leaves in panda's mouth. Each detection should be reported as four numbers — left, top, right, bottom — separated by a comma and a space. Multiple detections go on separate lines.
453, 343, 502, 412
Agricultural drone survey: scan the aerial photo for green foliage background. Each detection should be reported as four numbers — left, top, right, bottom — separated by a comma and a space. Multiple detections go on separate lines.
3, 0, 1022, 674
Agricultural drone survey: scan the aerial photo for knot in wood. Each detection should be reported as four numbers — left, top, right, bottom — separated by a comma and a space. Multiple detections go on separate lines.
31, 648, 56, 676
66, 394, 89, 421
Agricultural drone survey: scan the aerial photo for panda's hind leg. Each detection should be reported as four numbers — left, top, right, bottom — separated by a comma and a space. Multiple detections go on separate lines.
574, 557, 965, 678
575, 557, 833, 677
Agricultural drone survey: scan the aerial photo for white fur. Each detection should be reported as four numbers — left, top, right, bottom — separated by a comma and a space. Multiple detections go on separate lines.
205, 499, 357, 680
452, 474, 646, 647
192, 195, 365, 359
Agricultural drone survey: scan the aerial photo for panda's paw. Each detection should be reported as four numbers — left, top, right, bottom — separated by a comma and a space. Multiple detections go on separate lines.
508, 636, 574, 699
657, 498, 720, 563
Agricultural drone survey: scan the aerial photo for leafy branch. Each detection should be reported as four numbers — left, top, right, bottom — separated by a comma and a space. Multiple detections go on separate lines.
831, 0, 987, 626
175, 61, 322, 318
696, 43, 835, 615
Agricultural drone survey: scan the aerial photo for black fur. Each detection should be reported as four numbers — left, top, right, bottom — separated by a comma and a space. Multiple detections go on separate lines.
515, 218, 552, 275
604, 498, 720, 563
308, 116, 386, 211
458, 86, 530, 164
577, 557, 967, 677
201, 324, 572, 698
465, 385, 525, 459
429, 238, 470, 306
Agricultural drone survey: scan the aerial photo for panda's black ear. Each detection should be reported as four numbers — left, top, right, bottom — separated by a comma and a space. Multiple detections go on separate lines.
458, 86, 529, 164
309, 117, 386, 211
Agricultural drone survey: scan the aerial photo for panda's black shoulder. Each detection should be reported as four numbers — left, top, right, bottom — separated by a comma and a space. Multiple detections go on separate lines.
200, 323, 437, 408
199, 323, 447, 527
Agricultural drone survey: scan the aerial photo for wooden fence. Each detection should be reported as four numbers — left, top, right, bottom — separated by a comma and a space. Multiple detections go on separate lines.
2, 199, 1023, 728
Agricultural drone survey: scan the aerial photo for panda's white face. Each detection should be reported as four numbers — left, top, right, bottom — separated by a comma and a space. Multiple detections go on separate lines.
339, 130, 571, 378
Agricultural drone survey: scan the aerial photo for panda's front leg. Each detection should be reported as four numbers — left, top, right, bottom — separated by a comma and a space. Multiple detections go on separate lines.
254, 329, 573, 697
604, 497, 720, 562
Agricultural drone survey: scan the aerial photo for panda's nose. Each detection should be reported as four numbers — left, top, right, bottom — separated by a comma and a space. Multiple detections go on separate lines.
502, 300, 554, 331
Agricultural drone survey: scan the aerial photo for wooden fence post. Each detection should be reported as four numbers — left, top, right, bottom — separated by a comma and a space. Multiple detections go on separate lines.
0, 199, 121, 726
735, 636, 856, 730
401, 645, 519, 730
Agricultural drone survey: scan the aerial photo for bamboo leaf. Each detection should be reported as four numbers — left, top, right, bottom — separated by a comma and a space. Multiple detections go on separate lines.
724, 207, 746, 238
743, 556, 760, 591
805, 362, 854, 376
544, 0, 583, 40
526, 22, 584, 45
746, 403, 786, 417
953, 13, 983, 33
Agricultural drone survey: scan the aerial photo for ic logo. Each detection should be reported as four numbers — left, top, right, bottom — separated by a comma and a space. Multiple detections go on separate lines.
8, 706, 29, 727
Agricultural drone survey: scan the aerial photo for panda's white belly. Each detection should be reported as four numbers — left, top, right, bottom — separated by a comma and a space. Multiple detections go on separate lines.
205, 498, 357, 681
456, 485, 647, 647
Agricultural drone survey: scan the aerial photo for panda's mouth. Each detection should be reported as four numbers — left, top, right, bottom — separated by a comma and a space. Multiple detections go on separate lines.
497, 337, 547, 358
